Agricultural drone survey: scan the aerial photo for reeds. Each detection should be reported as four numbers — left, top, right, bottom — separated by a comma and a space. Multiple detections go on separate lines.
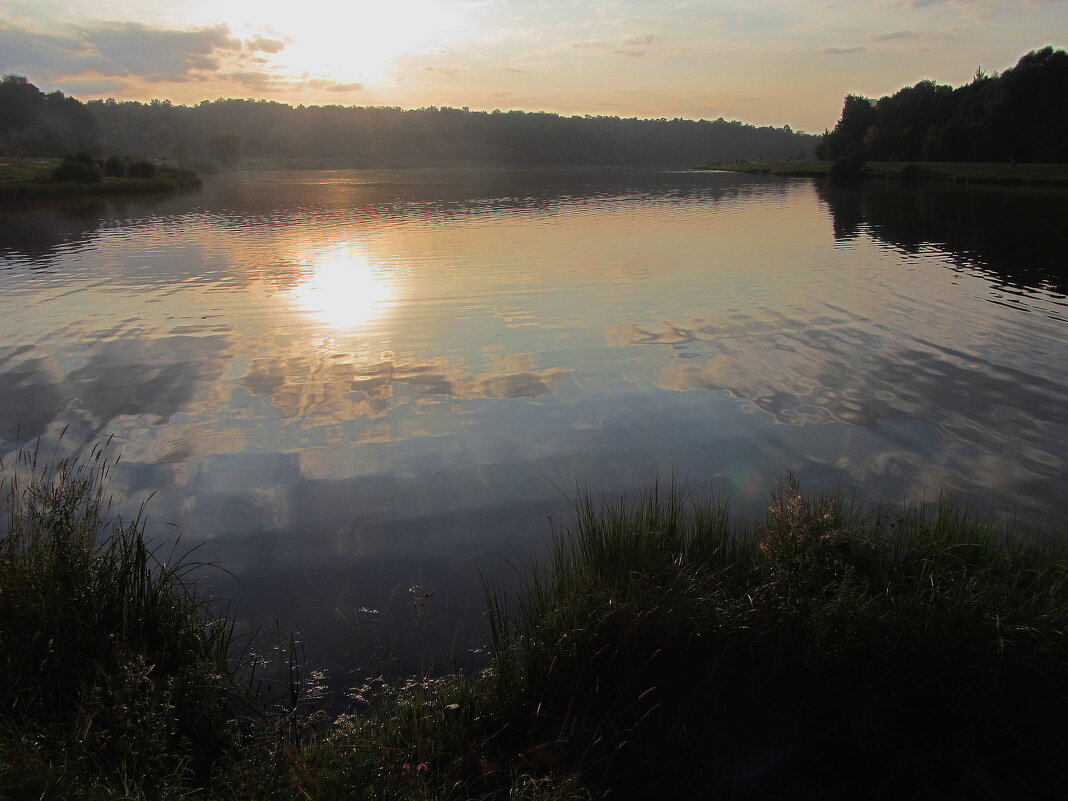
3, 456, 1067, 799
0, 442, 233, 799
488, 474, 1068, 798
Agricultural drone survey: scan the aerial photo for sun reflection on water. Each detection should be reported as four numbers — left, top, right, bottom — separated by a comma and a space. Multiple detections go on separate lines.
291, 245, 396, 329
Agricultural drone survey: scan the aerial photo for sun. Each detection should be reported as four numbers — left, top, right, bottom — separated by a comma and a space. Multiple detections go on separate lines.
218, 0, 472, 84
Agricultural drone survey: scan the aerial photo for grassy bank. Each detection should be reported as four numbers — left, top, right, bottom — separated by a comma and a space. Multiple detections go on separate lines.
0, 445, 234, 799
0, 158, 201, 200
703, 159, 1068, 186
3, 457, 1068, 800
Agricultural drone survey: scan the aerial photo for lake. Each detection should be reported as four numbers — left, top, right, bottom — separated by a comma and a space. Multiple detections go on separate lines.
2, 168, 1067, 679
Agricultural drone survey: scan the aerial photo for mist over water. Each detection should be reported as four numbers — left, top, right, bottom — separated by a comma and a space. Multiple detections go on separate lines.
2, 168, 1067, 677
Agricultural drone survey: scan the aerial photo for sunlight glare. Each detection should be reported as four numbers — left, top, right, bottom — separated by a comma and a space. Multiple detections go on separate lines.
218, 0, 473, 83
291, 245, 396, 329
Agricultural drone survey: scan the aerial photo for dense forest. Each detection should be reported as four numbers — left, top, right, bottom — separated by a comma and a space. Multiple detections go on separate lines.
818, 46, 1068, 163
0, 76, 98, 157
0, 74, 814, 169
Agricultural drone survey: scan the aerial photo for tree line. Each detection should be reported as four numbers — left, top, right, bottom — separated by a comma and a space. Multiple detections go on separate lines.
0, 74, 815, 169
818, 46, 1068, 164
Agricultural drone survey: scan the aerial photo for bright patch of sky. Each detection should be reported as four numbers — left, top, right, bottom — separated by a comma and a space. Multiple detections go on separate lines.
0, 0, 1065, 131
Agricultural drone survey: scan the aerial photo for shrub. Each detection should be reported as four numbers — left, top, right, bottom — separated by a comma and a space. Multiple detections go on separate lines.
828, 153, 866, 179
126, 159, 158, 178
159, 164, 199, 181
103, 154, 126, 177
50, 159, 102, 183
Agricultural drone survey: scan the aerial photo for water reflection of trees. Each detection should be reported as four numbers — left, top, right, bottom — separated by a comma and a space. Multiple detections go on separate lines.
0, 169, 781, 270
0, 199, 114, 266
816, 180, 1068, 297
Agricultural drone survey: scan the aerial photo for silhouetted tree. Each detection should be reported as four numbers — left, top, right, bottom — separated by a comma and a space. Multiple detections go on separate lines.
865, 80, 953, 161
0, 75, 97, 156
817, 95, 876, 160
818, 46, 1068, 163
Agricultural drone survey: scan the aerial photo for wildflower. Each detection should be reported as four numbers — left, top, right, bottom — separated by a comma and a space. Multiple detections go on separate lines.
417, 762, 429, 772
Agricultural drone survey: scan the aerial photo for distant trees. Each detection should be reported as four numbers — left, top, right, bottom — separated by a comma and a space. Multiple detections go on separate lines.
207, 131, 241, 167
87, 100, 815, 168
0, 74, 817, 168
817, 46, 1068, 163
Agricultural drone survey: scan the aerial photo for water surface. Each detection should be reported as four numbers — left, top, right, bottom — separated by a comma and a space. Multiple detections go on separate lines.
2, 169, 1066, 673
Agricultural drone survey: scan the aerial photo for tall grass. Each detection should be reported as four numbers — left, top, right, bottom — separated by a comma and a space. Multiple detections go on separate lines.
3, 456, 1067, 799
0, 443, 233, 799
488, 475, 1068, 798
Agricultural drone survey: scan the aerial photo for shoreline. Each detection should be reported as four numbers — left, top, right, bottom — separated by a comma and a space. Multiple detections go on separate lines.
4, 455, 1068, 800
701, 159, 1068, 187
0, 157, 202, 201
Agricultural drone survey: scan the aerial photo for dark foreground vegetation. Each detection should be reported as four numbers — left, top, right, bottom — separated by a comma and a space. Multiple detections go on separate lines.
818, 46, 1068, 164
0, 73, 813, 171
3, 452, 1068, 800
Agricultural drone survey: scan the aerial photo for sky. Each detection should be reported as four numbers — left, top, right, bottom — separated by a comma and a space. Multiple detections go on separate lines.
0, 0, 1065, 133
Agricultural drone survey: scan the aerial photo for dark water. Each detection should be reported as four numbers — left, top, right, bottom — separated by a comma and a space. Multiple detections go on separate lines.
2, 169, 1067, 678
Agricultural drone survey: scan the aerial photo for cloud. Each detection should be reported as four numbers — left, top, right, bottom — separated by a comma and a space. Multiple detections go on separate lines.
0, 24, 102, 79
424, 66, 465, 76
247, 36, 286, 54
296, 78, 363, 92
868, 29, 954, 43
220, 70, 280, 91
573, 33, 658, 58
83, 22, 240, 81
870, 30, 921, 40
52, 76, 128, 94
324, 82, 364, 92
820, 46, 868, 55
218, 74, 365, 93
612, 33, 656, 58
900, 0, 1053, 8
0, 21, 279, 88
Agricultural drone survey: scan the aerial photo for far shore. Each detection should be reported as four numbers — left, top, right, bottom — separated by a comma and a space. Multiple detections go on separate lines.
0, 157, 202, 201
701, 159, 1068, 187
